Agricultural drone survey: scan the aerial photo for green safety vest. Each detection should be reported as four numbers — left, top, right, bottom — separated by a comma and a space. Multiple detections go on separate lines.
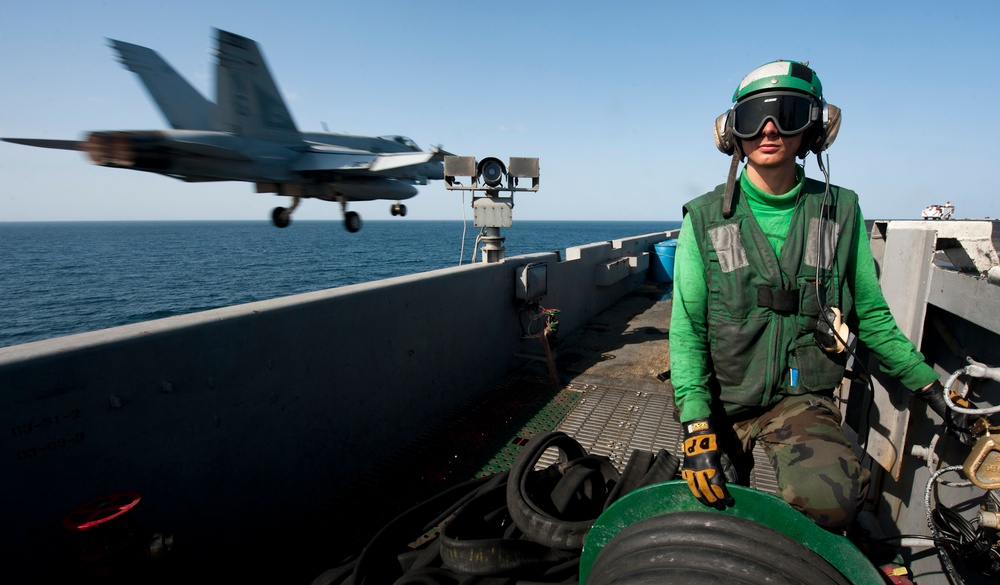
682, 178, 859, 416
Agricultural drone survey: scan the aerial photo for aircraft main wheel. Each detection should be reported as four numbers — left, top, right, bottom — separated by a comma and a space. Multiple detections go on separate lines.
344, 211, 362, 233
272, 207, 291, 228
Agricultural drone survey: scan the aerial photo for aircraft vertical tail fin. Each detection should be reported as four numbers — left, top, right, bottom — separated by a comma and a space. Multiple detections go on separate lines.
109, 39, 215, 131
213, 29, 301, 142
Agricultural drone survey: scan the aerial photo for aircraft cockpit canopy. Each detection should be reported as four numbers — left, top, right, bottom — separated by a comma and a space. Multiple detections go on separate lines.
381, 135, 421, 152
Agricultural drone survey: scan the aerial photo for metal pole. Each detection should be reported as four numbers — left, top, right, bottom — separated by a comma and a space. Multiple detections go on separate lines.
480, 226, 505, 263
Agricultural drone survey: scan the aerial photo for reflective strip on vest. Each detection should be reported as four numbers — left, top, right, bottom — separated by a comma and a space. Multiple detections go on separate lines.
708, 223, 749, 273
805, 217, 840, 270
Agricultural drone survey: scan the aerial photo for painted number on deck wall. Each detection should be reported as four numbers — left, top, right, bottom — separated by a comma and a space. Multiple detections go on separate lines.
9, 409, 85, 461
10, 409, 81, 437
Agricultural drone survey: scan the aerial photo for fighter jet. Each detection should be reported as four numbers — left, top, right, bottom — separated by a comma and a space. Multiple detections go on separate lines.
2, 29, 449, 231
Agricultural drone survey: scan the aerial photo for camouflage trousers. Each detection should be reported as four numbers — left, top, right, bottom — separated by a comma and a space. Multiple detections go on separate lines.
719, 392, 870, 530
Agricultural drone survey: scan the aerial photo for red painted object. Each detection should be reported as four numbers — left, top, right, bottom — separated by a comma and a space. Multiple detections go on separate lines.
62, 492, 141, 531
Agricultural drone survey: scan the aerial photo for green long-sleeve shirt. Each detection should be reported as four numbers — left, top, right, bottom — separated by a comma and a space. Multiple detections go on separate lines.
670, 168, 939, 422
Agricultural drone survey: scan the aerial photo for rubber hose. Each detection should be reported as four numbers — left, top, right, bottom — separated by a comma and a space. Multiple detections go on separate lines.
595, 545, 809, 585
396, 538, 442, 574
439, 480, 575, 575
351, 473, 496, 585
925, 465, 969, 585
590, 565, 760, 585
636, 448, 680, 487
533, 556, 585, 583
390, 567, 459, 585
507, 431, 618, 550
549, 456, 618, 520
587, 512, 851, 585
604, 449, 655, 508
309, 562, 356, 585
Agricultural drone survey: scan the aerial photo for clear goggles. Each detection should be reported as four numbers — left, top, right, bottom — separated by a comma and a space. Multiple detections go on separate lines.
731, 92, 819, 139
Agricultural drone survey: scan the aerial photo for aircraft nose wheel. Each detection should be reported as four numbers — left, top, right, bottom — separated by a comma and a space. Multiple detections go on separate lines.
271, 207, 291, 228
390, 203, 408, 217
344, 211, 362, 233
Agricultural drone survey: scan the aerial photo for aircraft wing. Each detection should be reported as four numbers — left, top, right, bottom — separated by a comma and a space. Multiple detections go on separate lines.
2, 138, 84, 151
292, 149, 434, 174
369, 151, 436, 172
5, 131, 254, 166
213, 29, 299, 142
430, 145, 456, 158
109, 39, 214, 130
164, 134, 254, 161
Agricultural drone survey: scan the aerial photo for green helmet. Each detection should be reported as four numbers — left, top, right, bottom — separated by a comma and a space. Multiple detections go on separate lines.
733, 60, 823, 103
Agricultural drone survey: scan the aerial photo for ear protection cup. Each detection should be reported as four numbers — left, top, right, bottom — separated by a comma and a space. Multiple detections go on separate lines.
714, 110, 735, 155
814, 103, 841, 153
800, 101, 841, 157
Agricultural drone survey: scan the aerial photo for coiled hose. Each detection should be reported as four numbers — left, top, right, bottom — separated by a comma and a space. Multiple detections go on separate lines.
586, 511, 852, 585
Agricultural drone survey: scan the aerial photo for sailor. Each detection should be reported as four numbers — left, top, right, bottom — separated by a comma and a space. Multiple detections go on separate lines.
669, 60, 976, 530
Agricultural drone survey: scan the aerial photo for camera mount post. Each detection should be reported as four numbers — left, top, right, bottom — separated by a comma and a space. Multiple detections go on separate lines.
443, 156, 539, 263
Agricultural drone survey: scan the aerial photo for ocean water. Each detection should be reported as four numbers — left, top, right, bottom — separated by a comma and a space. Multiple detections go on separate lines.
0, 220, 678, 348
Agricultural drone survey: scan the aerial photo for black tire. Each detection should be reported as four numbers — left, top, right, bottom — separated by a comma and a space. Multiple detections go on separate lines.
272, 206, 291, 228
344, 211, 362, 233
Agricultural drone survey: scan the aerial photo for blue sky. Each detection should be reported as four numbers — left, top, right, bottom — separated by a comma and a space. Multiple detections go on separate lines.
1, 1, 998, 223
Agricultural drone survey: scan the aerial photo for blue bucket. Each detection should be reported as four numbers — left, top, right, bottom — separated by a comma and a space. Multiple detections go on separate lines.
650, 239, 678, 282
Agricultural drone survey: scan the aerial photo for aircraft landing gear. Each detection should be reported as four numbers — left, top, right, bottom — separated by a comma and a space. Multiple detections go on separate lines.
336, 197, 363, 233
390, 202, 407, 217
344, 211, 362, 233
271, 196, 300, 228
272, 207, 291, 228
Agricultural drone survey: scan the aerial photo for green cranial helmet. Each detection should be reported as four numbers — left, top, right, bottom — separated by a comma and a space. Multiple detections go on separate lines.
733, 60, 823, 103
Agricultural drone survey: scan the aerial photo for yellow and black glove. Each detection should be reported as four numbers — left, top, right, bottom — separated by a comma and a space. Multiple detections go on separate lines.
915, 380, 978, 446
681, 418, 734, 508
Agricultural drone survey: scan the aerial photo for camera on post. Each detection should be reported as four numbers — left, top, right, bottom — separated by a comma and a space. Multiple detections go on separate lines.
477, 157, 506, 188
444, 156, 539, 263
444, 156, 539, 228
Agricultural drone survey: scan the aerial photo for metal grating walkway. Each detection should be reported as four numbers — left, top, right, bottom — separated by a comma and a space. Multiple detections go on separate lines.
526, 283, 779, 494
552, 384, 680, 469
